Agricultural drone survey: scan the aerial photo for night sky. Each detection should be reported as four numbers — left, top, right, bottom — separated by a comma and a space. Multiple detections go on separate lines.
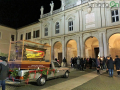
0, 0, 61, 29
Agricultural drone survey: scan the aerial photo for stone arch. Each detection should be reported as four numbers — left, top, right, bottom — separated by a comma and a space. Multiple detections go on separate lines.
52, 38, 62, 47
108, 33, 120, 59
65, 36, 77, 45
66, 39, 77, 66
53, 41, 62, 65
43, 43, 51, 61
107, 30, 120, 42
83, 33, 99, 44
84, 36, 99, 58
41, 40, 50, 45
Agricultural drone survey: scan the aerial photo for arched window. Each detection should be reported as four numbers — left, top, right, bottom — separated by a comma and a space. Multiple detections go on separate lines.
55, 22, 59, 34
44, 27, 48, 36
68, 18, 73, 31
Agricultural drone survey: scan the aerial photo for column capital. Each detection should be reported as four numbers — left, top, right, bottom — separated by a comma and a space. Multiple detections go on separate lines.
61, 36, 65, 40
98, 28, 107, 33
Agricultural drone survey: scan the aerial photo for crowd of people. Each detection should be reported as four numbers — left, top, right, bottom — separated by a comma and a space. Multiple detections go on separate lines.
70, 55, 120, 77
96, 55, 120, 77
70, 56, 98, 71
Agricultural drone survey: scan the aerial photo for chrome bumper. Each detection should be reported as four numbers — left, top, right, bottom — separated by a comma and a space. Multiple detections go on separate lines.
6, 80, 21, 84
6, 79, 25, 85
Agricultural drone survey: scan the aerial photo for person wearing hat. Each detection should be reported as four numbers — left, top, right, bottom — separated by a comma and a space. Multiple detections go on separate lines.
115, 55, 120, 76
107, 56, 114, 77
0, 56, 9, 90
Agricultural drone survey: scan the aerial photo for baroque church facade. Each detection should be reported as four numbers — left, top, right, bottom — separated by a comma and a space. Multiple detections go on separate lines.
0, 0, 120, 65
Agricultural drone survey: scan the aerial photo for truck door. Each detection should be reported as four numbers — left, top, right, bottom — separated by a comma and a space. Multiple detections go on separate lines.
53, 61, 64, 76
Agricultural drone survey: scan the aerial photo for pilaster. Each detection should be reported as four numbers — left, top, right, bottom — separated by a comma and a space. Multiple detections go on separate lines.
76, 35, 80, 56
61, 36, 65, 59
99, 32, 104, 57
80, 34, 84, 58
50, 39, 54, 60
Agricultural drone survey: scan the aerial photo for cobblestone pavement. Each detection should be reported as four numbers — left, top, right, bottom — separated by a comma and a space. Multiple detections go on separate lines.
72, 70, 120, 90
1, 68, 120, 90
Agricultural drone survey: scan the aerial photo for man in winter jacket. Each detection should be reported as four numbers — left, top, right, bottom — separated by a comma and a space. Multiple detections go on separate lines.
89, 57, 92, 69
77, 56, 80, 70
0, 56, 9, 90
115, 55, 120, 76
107, 56, 114, 77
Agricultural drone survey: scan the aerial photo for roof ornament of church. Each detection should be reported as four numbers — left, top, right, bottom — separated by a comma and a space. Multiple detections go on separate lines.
40, 6, 44, 18
50, 1, 54, 15
60, 0, 65, 11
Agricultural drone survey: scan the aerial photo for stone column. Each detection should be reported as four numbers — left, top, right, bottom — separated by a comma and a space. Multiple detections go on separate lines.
80, 34, 84, 58
40, 20, 43, 39
76, 35, 80, 56
61, 36, 65, 59
23, 31, 26, 40
79, 8, 83, 31
103, 31, 108, 57
99, 33, 104, 57
61, 36, 66, 67
50, 39, 54, 60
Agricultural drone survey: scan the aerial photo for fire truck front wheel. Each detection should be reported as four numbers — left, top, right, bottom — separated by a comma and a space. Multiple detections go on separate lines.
37, 76, 46, 86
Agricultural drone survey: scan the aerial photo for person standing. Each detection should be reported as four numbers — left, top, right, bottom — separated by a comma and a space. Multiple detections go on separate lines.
84, 58, 87, 69
107, 56, 114, 77
77, 56, 80, 70
96, 56, 100, 74
115, 55, 120, 76
103, 57, 106, 69
89, 57, 92, 69
80, 58, 84, 71
74, 56, 77, 69
0, 56, 9, 90
72, 58, 75, 68
71, 57, 73, 67
100, 57, 103, 70
55, 58, 57, 61
63, 57, 66, 67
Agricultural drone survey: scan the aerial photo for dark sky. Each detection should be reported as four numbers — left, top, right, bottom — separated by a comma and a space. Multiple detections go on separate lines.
0, 0, 61, 29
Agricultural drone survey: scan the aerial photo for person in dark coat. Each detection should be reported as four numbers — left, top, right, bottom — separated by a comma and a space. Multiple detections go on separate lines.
55, 58, 57, 61
96, 56, 100, 74
72, 58, 75, 68
63, 57, 66, 67
74, 56, 77, 68
77, 56, 80, 70
89, 57, 92, 69
80, 58, 84, 71
103, 57, 106, 69
100, 57, 103, 70
0, 56, 9, 90
84, 58, 87, 69
115, 55, 120, 76
107, 56, 114, 77
71, 57, 73, 67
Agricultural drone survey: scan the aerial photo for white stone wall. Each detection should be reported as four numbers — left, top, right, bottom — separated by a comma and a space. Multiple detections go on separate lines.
15, 0, 120, 65
0, 25, 16, 54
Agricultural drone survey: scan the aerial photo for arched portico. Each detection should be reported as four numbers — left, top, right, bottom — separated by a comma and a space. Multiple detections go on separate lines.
66, 39, 77, 66
109, 33, 120, 59
84, 36, 99, 58
43, 43, 51, 61
53, 41, 62, 65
